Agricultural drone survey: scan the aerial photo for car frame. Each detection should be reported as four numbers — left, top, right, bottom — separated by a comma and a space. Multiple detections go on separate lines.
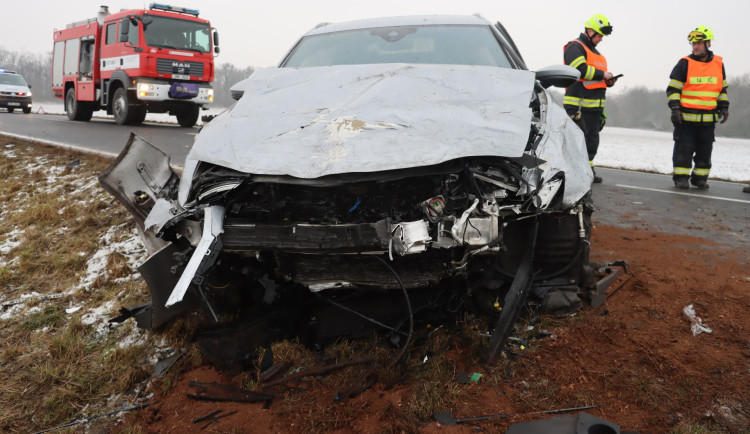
101, 15, 591, 364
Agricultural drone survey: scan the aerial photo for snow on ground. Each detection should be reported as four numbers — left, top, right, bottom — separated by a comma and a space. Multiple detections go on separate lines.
597, 127, 749, 182
34, 102, 750, 182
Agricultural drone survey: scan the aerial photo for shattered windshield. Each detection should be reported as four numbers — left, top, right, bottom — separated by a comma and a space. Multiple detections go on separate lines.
0, 74, 27, 86
143, 16, 211, 53
283, 25, 512, 68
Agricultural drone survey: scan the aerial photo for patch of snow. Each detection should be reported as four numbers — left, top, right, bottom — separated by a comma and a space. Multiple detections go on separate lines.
76, 223, 148, 291
81, 299, 117, 337
66, 306, 82, 314
0, 228, 24, 254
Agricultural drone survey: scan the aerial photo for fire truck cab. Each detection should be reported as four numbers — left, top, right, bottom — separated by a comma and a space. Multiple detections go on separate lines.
52, 4, 217, 127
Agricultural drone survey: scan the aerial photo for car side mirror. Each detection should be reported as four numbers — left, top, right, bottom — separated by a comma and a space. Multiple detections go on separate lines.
534, 65, 580, 89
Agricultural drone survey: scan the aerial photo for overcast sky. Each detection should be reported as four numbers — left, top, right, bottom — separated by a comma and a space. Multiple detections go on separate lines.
3, 0, 748, 94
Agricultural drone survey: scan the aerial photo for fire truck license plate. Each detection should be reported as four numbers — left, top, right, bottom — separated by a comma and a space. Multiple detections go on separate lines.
7, 102, 20, 106
172, 74, 189, 80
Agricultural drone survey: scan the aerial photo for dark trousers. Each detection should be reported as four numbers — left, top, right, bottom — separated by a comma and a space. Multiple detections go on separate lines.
672, 122, 714, 183
566, 108, 602, 163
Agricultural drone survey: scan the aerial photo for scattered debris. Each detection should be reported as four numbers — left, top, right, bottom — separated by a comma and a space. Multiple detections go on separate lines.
434, 411, 507, 426
191, 409, 238, 430
153, 349, 186, 378
262, 357, 374, 391
33, 403, 150, 434
187, 382, 274, 403
683, 304, 712, 335
505, 411, 618, 433
590, 261, 630, 309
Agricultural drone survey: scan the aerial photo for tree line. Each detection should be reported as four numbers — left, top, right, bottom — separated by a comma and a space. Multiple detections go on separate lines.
1, 46, 747, 138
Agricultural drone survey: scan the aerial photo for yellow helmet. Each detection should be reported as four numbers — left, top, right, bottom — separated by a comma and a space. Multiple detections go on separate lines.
688, 26, 713, 42
585, 14, 613, 36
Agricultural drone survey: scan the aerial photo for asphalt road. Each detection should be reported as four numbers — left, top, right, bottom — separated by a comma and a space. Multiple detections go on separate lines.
0, 111, 197, 163
2, 111, 749, 251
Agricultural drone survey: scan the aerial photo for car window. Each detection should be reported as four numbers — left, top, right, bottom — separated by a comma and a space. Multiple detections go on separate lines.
0, 74, 27, 86
283, 25, 512, 68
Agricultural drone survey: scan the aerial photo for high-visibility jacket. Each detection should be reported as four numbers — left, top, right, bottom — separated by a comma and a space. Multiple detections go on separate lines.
566, 40, 608, 89
666, 51, 729, 123
563, 35, 608, 112
680, 55, 723, 110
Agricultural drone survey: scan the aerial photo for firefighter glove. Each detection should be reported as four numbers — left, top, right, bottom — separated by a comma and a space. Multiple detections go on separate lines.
671, 109, 683, 126
599, 110, 607, 131
719, 109, 729, 124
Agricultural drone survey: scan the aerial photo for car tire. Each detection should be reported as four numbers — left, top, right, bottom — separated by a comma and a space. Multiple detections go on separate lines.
7, 108, 14, 113
22, 106, 31, 114
176, 105, 200, 128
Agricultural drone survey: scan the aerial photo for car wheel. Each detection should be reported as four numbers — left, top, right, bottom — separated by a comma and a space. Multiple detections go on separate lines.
176, 105, 200, 128
22, 106, 31, 114
7, 108, 14, 114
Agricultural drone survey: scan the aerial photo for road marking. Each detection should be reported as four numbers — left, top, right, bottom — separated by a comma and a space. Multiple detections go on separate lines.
616, 184, 750, 204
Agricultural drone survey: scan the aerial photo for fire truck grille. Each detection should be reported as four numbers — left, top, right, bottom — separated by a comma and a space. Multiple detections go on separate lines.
156, 59, 204, 77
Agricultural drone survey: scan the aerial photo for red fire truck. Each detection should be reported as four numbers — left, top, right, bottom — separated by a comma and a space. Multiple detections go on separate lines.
52, 4, 217, 127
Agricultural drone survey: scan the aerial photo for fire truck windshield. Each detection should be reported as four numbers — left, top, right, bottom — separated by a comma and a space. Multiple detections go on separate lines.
144, 15, 211, 54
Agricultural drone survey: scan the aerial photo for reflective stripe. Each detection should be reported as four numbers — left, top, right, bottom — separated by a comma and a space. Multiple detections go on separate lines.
682, 90, 720, 98
674, 167, 692, 175
717, 94, 729, 101
669, 79, 685, 89
680, 97, 717, 108
570, 56, 586, 68
563, 96, 605, 108
682, 112, 719, 122
589, 161, 595, 167
584, 65, 596, 80
693, 168, 710, 176
668, 93, 681, 101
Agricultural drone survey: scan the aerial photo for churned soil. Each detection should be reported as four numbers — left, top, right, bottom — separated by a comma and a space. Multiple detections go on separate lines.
118, 222, 750, 433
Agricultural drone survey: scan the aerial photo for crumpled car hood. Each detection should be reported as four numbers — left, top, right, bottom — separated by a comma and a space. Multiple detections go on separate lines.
188, 64, 535, 178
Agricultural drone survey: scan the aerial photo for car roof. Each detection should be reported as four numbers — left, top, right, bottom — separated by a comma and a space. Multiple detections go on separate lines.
303, 14, 493, 37
0, 69, 19, 75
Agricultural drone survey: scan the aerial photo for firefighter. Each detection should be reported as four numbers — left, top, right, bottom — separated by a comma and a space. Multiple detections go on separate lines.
667, 26, 729, 190
564, 14, 618, 184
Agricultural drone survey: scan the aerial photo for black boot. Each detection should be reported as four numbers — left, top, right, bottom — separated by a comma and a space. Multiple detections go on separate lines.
592, 167, 602, 184
674, 178, 689, 189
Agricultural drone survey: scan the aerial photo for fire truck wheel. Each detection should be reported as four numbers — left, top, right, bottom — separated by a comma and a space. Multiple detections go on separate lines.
113, 87, 138, 125
7, 108, 14, 114
176, 105, 200, 128
22, 107, 31, 114
131, 106, 147, 125
66, 88, 92, 122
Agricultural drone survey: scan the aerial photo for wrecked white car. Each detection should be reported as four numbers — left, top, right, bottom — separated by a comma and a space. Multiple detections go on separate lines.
101, 15, 593, 364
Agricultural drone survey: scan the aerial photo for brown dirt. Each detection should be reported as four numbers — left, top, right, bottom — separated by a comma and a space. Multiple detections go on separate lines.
116, 222, 750, 433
